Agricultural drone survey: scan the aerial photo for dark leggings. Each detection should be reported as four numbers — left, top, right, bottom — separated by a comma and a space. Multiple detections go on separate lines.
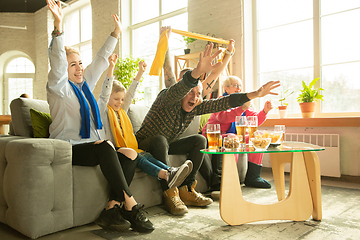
138, 134, 207, 190
72, 141, 138, 202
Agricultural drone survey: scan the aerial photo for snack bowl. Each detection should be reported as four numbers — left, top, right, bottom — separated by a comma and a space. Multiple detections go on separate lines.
250, 137, 271, 151
254, 130, 283, 145
223, 134, 241, 151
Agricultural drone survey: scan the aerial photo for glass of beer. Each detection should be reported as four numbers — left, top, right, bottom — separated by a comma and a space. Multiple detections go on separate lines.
235, 116, 248, 147
206, 124, 221, 151
274, 125, 286, 142
247, 116, 258, 140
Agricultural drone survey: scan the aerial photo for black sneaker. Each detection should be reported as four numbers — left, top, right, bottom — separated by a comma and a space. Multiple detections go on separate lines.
94, 204, 131, 232
120, 204, 155, 233
167, 160, 192, 189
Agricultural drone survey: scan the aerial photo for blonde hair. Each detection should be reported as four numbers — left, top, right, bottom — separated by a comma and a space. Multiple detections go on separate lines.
64, 46, 80, 57
112, 80, 126, 93
222, 76, 243, 92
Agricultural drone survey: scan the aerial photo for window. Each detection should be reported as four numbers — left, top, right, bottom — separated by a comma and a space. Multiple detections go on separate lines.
130, 0, 188, 106
254, 0, 360, 117
63, 2, 92, 68
4, 57, 34, 113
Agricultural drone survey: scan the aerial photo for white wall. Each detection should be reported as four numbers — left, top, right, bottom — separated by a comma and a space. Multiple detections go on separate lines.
188, 0, 242, 79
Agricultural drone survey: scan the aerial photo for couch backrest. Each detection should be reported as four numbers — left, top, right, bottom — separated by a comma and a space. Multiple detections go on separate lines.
127, 104, 149, 134
127, 104, 200, 138
10, 98, 50, 137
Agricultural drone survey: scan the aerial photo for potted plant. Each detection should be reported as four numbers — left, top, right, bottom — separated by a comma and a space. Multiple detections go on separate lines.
113, 55, 145, 103
182, 36, 197, 54
277, 89, 294, 118
297, 77, 324, 118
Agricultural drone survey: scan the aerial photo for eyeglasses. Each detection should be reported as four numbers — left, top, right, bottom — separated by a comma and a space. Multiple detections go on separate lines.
229, 84, 241, 89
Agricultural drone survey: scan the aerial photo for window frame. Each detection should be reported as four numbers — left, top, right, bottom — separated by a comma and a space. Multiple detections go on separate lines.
62, 0, 92, 67
250, 0, 360, 118
3, 56, 35, 114
128, 0, 187, 105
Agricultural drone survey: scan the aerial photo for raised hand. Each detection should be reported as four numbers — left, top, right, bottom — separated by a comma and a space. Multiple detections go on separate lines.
112, 14, 122, 37
160, 26, 171, 38
227, 39, 235, 53
47, 0, 62, 26
256, 81, 281, 98
263, 100, 273, 113
191, 43, 223, 79
134, 61, 147, 82
138, 61, 147, 74
108, 53, 118, 68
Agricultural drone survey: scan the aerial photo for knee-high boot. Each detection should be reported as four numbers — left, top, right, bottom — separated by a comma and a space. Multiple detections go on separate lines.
244, 161, 271, 188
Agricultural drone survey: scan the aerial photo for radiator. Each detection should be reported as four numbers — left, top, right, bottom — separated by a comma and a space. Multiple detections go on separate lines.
262, 133, 341, 177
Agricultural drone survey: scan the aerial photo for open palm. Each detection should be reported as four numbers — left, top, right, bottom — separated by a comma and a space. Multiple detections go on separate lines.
47, 0, 63, 23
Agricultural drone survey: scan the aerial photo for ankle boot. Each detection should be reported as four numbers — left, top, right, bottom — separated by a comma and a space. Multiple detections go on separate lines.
244, 161, 271, 188
163, 187, 188, 215
179, 180, 213, 206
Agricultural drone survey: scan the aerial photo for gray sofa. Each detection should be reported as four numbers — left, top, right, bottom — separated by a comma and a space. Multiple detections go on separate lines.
0, 97, 209, 239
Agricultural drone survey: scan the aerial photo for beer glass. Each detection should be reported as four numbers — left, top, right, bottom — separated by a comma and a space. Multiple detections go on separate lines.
235, 116, 248, 147
206, 124, 221, 151
247, 116, 258, 140
274, 125, 286, 142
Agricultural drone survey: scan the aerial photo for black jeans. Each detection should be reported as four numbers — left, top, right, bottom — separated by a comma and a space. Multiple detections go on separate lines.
199, 153, 222, 189
72, 141, 137, 202
137, 134, 207, 191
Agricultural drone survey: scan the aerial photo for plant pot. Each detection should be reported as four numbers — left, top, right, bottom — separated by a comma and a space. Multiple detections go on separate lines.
299, 102, 315, 118
278, 105, 287, 118
184, 48, 190, 54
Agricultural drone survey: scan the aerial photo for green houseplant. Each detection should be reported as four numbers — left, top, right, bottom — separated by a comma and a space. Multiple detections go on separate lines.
182, 36, 197, 54
277, 89, 294, 118
113, 55, 144, 103
297, 77, 324, 118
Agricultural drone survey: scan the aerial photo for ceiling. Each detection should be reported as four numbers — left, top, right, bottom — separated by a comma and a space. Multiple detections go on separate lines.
0, 0, 70, 13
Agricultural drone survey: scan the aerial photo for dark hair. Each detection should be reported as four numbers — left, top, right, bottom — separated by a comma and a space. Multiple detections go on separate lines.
20, 93, 30, 98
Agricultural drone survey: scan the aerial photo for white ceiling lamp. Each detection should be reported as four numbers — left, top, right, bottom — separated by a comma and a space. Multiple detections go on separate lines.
0, 0, 70, 30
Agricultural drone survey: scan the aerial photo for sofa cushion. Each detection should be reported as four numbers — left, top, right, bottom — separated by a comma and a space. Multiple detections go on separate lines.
30, 109, 52, 138
10, 98, 50, 137
127, 104, 149, 133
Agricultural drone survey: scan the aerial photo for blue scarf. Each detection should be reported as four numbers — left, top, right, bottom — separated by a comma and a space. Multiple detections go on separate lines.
68, 80, 103, 138
223, 92, 246, 134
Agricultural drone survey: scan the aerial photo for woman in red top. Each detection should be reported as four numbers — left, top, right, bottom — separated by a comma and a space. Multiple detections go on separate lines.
201, 76, 273, 189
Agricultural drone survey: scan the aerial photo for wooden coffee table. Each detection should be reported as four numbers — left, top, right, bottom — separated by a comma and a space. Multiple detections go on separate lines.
201, 141, 325, 225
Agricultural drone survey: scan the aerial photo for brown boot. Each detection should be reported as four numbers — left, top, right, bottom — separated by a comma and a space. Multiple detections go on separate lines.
179, 180, 213, 207
163, 187, 188, 215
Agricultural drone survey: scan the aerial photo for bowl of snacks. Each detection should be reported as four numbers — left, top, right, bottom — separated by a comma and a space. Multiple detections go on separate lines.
223, 134, 241, 151
250, 137, 271, 151
254, 130, 283, 146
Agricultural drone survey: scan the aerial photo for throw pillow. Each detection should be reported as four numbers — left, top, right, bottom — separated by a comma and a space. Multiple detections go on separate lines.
29, 108, 52, 138
199, 113, 211, 133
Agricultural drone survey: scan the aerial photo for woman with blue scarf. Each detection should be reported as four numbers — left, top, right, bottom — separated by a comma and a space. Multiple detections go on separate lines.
46, 0, 153, 233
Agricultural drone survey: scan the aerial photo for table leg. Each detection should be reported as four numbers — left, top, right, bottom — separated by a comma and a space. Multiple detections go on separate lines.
220, 153, 313, 225
303, 151, 322, 220
270, 152, 292, 201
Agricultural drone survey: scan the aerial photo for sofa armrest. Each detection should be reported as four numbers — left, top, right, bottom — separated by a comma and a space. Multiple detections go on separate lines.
2, 137, 73, 239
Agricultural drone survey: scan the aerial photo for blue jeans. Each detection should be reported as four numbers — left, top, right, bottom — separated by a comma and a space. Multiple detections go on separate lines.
136, 152, 169, 179
137, 134, 207, 190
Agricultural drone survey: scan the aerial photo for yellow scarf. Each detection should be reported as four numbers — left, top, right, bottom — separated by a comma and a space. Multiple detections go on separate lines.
107, 105, 143, 153
149, 29, 231, 76
149, 30, 169, 76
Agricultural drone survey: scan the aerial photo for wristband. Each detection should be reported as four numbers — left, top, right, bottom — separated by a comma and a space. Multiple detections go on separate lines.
51, 28, 64, 37
225, 49, 234, 56
110, 31, 119, 39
